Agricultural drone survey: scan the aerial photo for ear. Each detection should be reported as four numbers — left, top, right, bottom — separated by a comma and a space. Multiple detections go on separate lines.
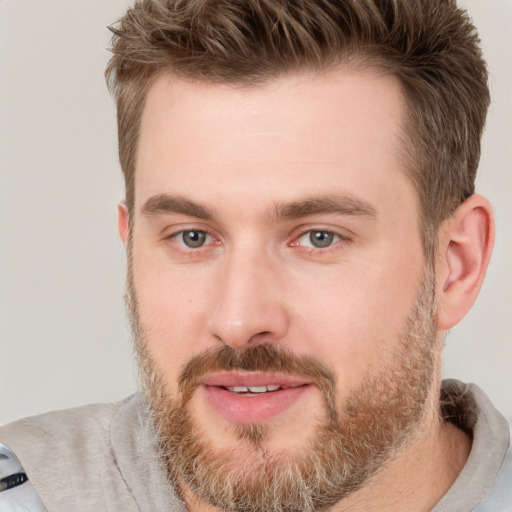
436, 194, 495, 330
117, 201, 130, 247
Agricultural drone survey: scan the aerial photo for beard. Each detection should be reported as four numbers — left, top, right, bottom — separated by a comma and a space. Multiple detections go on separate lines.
127, 265, 439, 512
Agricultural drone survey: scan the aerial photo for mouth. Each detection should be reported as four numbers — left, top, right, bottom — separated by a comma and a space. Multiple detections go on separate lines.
223, 384, 296, 396
199, 372, 312, 424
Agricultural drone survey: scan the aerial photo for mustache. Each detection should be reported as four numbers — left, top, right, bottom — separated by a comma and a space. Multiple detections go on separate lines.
177, 343, 337, 411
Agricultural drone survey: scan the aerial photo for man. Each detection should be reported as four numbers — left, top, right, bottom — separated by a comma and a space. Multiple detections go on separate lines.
0, 0, 510, 511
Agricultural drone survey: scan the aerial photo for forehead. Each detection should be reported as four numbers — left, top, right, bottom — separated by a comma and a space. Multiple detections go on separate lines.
135, 69, 412, 215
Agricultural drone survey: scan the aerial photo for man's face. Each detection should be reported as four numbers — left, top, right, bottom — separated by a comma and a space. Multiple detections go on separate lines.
126, 70, 440, 510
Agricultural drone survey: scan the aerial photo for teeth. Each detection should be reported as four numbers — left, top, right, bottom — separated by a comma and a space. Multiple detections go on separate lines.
248, 386, 268, 393
226, 385, 282, 394
231, 386, 249, 393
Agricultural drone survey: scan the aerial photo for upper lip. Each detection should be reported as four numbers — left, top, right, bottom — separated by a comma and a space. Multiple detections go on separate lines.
200, 371, 311, 389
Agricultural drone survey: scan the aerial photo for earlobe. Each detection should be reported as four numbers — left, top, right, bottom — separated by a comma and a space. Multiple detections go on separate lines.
117, 201, 130, 247
436, 194, 495, 331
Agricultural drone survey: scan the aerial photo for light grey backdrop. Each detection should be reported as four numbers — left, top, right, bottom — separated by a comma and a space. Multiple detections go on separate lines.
0, 0, 511, 426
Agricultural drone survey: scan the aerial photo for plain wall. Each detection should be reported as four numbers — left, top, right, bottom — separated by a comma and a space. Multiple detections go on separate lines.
0, 0, 511, 426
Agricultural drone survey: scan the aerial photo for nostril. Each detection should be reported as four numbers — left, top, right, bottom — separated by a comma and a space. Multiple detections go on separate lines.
247, 331, 273, 344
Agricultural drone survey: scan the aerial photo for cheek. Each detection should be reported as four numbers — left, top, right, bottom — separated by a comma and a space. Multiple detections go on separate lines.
131, 249, 215, 387
286, 260, 422, 389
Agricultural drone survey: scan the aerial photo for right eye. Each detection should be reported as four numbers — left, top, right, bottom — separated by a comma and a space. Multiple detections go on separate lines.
171, 230, 212, 249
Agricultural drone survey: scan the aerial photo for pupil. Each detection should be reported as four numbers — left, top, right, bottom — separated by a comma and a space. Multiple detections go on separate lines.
310, 231, 333, 248
183, 231, 206, 248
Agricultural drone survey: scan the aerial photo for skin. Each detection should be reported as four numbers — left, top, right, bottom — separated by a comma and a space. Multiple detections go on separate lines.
118, 69, 494, 511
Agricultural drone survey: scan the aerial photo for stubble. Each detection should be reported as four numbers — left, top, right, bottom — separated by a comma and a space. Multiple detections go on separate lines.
127, 265, 440, 512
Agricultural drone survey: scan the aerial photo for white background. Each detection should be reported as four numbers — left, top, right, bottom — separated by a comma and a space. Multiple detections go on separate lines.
0, 0, 510, 425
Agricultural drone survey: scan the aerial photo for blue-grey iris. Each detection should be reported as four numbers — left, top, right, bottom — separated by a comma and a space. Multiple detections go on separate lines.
183, 231, 207, 248
310, 231, 334, 248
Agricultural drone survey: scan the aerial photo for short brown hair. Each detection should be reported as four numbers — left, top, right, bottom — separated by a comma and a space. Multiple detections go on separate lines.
105, 0, 489, 257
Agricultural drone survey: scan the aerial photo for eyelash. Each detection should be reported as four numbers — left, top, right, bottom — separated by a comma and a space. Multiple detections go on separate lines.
164, 227, 350, 255
291, 229, 349, 252
165, 228, 219, 253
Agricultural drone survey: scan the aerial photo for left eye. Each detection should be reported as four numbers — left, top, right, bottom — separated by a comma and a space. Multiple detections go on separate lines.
173, 230, 212, 249
297, 230, 341, 249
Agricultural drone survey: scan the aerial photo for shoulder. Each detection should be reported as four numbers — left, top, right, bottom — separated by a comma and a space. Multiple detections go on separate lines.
0, 398, 129, 466
474, 426, 512, 511
434, 380, 512, 511
0, 395, 144, 512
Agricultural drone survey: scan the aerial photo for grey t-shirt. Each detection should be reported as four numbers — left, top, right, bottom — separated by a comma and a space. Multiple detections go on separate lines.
0, 380, 510, 511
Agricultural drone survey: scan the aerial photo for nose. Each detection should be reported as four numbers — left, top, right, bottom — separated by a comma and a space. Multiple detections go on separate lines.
207, 248, 289, 349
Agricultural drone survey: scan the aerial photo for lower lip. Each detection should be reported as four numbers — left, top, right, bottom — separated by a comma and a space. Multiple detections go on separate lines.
202, 385, 310, 424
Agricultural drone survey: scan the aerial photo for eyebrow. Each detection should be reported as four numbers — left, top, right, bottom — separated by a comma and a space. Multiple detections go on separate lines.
270, 194, 377, 221
140, 192, 377, 223
141, 194, 214, 220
